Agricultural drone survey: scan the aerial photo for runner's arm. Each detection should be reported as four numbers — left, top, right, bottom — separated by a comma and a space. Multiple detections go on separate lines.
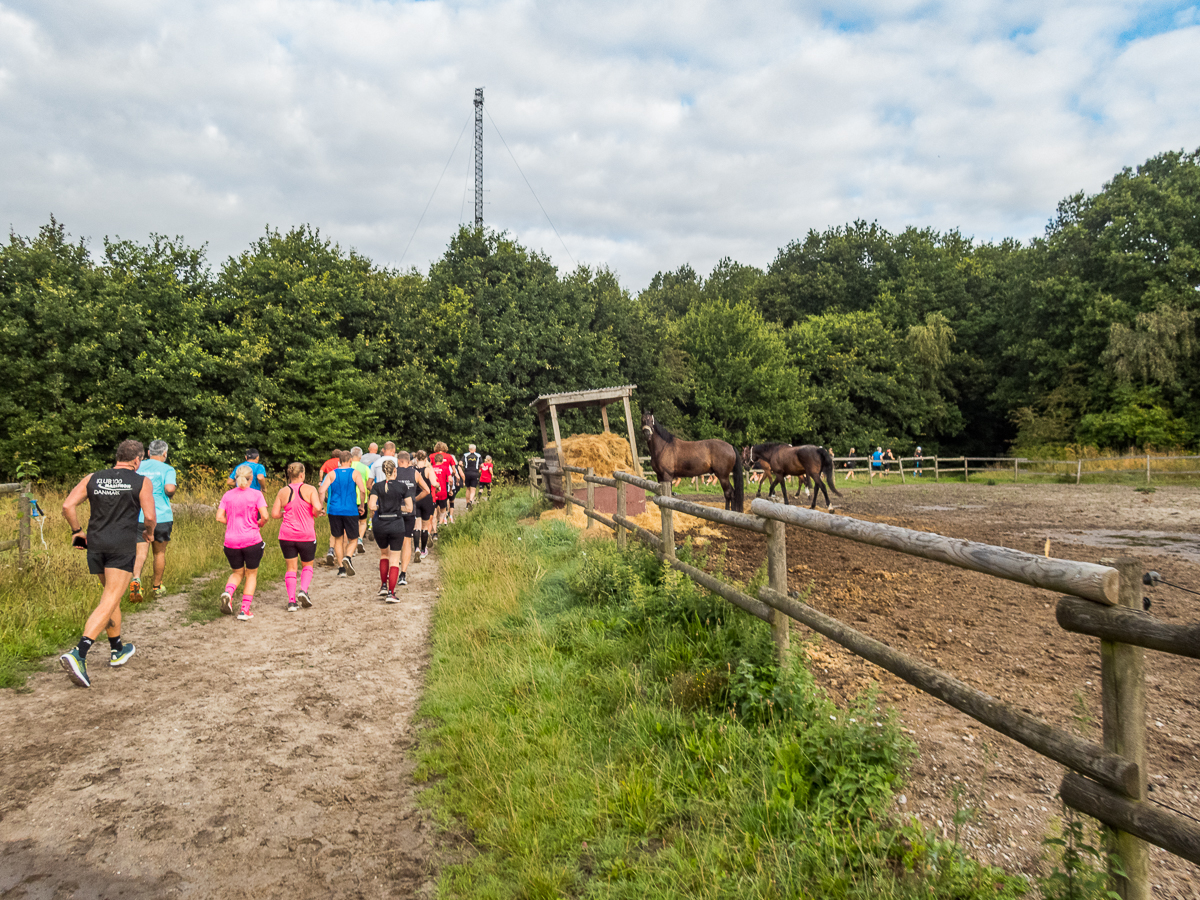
306, 484, 324, 516
139, 478, 157, 542
257, 500, 269, 528
368, 492, 379, 515
318, 472, 332, 501
270, 488, 287, 520
61, 474, 91, 538
415, 474, 430, 502
216, 502, 227, 525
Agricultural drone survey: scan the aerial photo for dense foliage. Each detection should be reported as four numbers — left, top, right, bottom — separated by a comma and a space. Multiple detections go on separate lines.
3, 147, 1198, 480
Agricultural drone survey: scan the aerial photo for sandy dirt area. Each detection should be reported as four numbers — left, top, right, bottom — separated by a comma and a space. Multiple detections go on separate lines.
0, 541, 447, 899
675, 481, 1199, 898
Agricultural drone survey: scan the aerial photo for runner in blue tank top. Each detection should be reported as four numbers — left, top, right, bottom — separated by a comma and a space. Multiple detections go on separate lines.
319, 450, 366, 577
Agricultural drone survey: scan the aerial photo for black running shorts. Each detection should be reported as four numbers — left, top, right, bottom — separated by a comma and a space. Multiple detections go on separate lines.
465, 474, 480, 487
87, 546, 136, 575
415, 495, 434, 520
136, 522, 174, 544
224, 541, 266, 570
328, 514, 360, 539
435, 498, 448, 511
278, 539, 317, 562
373, 517, 412, 551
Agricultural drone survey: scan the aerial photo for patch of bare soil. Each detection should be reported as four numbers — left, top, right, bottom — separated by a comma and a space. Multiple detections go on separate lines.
679, 483, 1200, 898
0, 541, 453, 898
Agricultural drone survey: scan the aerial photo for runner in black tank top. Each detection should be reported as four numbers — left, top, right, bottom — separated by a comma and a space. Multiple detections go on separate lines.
59, 439, 157, 688
369, 452, 429, 598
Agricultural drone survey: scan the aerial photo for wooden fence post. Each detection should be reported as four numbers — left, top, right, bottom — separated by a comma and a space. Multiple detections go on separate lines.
529, 460, 538, 500
766, 518, 790, 665
18, 482, 30, 572
1100, 557, 1149, 900
1077, 459, 1083, 485
564, 468, 573, 511
898, 459, 906, 484
585, 467, 595, 530
658, 481, 674, 561
934, 457, 939, 481
1014, 458, 1019, 483
616, 479, 627, 549
1146, 454, 1151, 484
964, 458, 969, 483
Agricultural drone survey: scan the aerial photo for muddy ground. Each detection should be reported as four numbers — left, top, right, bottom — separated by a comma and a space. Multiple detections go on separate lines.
677, 481, 1200, 898
0, 543, 446, 899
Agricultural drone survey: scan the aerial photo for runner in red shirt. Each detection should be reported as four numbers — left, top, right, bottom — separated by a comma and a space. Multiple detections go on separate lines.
319, 448, 341, 565
430, 443, 454, 539
480, 455, 494, 501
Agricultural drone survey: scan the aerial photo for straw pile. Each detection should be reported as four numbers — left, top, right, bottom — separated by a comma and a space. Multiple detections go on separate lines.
545, 432, 635, 479
538, 500, 723, 546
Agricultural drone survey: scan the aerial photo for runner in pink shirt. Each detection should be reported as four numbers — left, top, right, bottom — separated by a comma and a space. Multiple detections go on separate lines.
217, 465, 269, 620
270, 462, 323, 612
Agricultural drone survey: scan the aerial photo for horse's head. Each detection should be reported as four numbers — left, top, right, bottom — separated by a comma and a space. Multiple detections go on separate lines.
641, 411, 655, 442
741, 445, 754, 466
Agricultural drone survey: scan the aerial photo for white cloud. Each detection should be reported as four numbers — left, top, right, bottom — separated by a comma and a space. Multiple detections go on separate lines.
0, 0, 1197, 289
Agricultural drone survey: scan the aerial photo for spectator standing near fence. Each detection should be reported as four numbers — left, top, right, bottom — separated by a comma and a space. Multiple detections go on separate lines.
59, 440, 156, 687
872, 447, 883, 476
914, 446, 923, 477
883, 448, 895, 473
844, 447, 857, 481
130, 439, 176, 602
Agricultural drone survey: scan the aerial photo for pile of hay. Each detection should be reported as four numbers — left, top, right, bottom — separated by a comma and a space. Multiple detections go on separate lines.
538, 499, 724, 546
545, 432, 635, 479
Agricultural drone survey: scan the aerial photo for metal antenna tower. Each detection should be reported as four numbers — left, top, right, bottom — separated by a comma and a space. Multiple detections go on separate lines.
473, 88, 484, 228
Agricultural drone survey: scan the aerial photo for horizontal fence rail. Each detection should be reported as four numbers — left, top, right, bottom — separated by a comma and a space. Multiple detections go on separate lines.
749, 498, 1119, 605
525, 459, 1198, 896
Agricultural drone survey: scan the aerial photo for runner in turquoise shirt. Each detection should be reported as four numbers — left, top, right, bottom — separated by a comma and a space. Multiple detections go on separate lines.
132, 440, 177, 601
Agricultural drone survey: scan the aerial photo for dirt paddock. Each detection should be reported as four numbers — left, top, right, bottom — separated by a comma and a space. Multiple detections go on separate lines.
677, 481, 1200, 897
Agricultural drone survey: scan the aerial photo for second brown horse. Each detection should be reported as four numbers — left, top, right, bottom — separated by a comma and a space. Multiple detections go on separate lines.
743, 443, 841, 510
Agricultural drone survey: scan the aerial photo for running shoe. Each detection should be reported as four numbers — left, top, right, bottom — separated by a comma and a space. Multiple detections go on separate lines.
153, 584, 166, 599
343, 556, 356, 576
237, 611, 253, 621
220, 592, 234, 615
298, 589, 312, 608
385, 592, 401, 604
398, 572, 407, 587
378, 584, 389, 597
109, 643, 136, 667
324, 549, 336, 567
337, 569, 347, 578
420, 549, 429, 560
364, 528, 373, 541
288, 602, 298, 612
357, 539, 365, 555
60, 648, 90, 687
129, 579, 143, 603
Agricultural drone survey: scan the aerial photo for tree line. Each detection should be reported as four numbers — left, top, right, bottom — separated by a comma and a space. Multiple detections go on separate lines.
2, 147, 1197, 482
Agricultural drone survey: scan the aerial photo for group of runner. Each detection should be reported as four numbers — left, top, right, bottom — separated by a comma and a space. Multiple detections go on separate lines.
58, 439, 494, 688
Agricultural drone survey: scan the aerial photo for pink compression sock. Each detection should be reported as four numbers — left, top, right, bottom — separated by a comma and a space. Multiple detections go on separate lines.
284, 571, 297, 602
299, 565, 314, 592
225, 582, 238, 596
241, 594, 253, 615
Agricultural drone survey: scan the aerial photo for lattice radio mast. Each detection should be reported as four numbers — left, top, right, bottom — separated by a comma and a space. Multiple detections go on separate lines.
473, 88, 484, 228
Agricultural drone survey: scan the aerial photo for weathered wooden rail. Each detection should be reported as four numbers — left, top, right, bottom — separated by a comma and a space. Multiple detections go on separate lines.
529, 459, 1200, 897
0, 482, 32, 571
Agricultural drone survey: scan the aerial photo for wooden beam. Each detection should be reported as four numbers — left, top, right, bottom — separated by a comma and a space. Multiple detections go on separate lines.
757, 585, 1139, 796
622, 395, 641, 476
1061, 773, 1200, 867
654, 494, 768, 534
601, 404, 610, 433
749, 498, 1119, 605
537, 410, 548, 449
549, 404, 564, 457
1057, 597, 1200, 659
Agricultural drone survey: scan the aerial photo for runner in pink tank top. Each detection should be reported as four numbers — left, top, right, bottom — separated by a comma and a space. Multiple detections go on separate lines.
270, 462, 324, 612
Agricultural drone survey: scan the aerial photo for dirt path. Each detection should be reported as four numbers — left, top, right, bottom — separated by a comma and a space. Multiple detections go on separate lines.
675, 483, 1200, 898
0, 545, 446, 899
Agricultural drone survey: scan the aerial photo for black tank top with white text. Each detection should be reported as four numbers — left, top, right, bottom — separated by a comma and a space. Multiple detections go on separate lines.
87, 468, 146, 551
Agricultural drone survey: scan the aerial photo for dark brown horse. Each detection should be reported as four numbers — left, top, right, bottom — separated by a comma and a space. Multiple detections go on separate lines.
743, 443, 841, 510
641, 413, 743, 511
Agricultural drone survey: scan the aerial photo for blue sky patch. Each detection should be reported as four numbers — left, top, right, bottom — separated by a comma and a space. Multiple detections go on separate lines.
1118, 2, 1199, 45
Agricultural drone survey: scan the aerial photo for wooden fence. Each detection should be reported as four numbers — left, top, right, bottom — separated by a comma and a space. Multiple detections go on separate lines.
0, 482, 32, 571
530, 460, 1199, 899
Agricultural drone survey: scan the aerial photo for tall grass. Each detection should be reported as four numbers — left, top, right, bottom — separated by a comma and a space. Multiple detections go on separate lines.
0, 470, 314, 687
418, 488, 1027, 899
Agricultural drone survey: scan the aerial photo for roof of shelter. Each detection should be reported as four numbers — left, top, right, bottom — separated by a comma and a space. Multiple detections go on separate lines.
530, 385, 637, 414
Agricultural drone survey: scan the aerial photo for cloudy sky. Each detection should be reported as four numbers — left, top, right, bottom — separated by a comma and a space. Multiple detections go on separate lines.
2, 0, 1198, 290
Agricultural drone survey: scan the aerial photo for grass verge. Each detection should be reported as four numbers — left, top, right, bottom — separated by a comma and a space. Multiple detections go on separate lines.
417, 488, 1028, 899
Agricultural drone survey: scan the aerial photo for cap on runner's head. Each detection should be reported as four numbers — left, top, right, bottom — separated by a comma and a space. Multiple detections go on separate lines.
916, 446, 922, 451
245, 448, 260, 460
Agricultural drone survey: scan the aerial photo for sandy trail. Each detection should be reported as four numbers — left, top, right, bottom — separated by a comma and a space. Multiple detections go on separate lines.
1, 543, 444, 899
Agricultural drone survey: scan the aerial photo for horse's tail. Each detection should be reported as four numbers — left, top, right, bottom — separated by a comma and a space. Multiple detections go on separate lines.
822, 447, 842, 496
733, 449, 744, 511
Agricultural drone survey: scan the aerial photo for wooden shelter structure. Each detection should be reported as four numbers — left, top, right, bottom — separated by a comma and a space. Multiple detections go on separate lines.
530, 385, 641, 476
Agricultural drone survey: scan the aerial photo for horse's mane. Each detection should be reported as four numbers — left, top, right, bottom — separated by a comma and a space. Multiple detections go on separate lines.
753, 442, 789, 453
651, 419, 675, 444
